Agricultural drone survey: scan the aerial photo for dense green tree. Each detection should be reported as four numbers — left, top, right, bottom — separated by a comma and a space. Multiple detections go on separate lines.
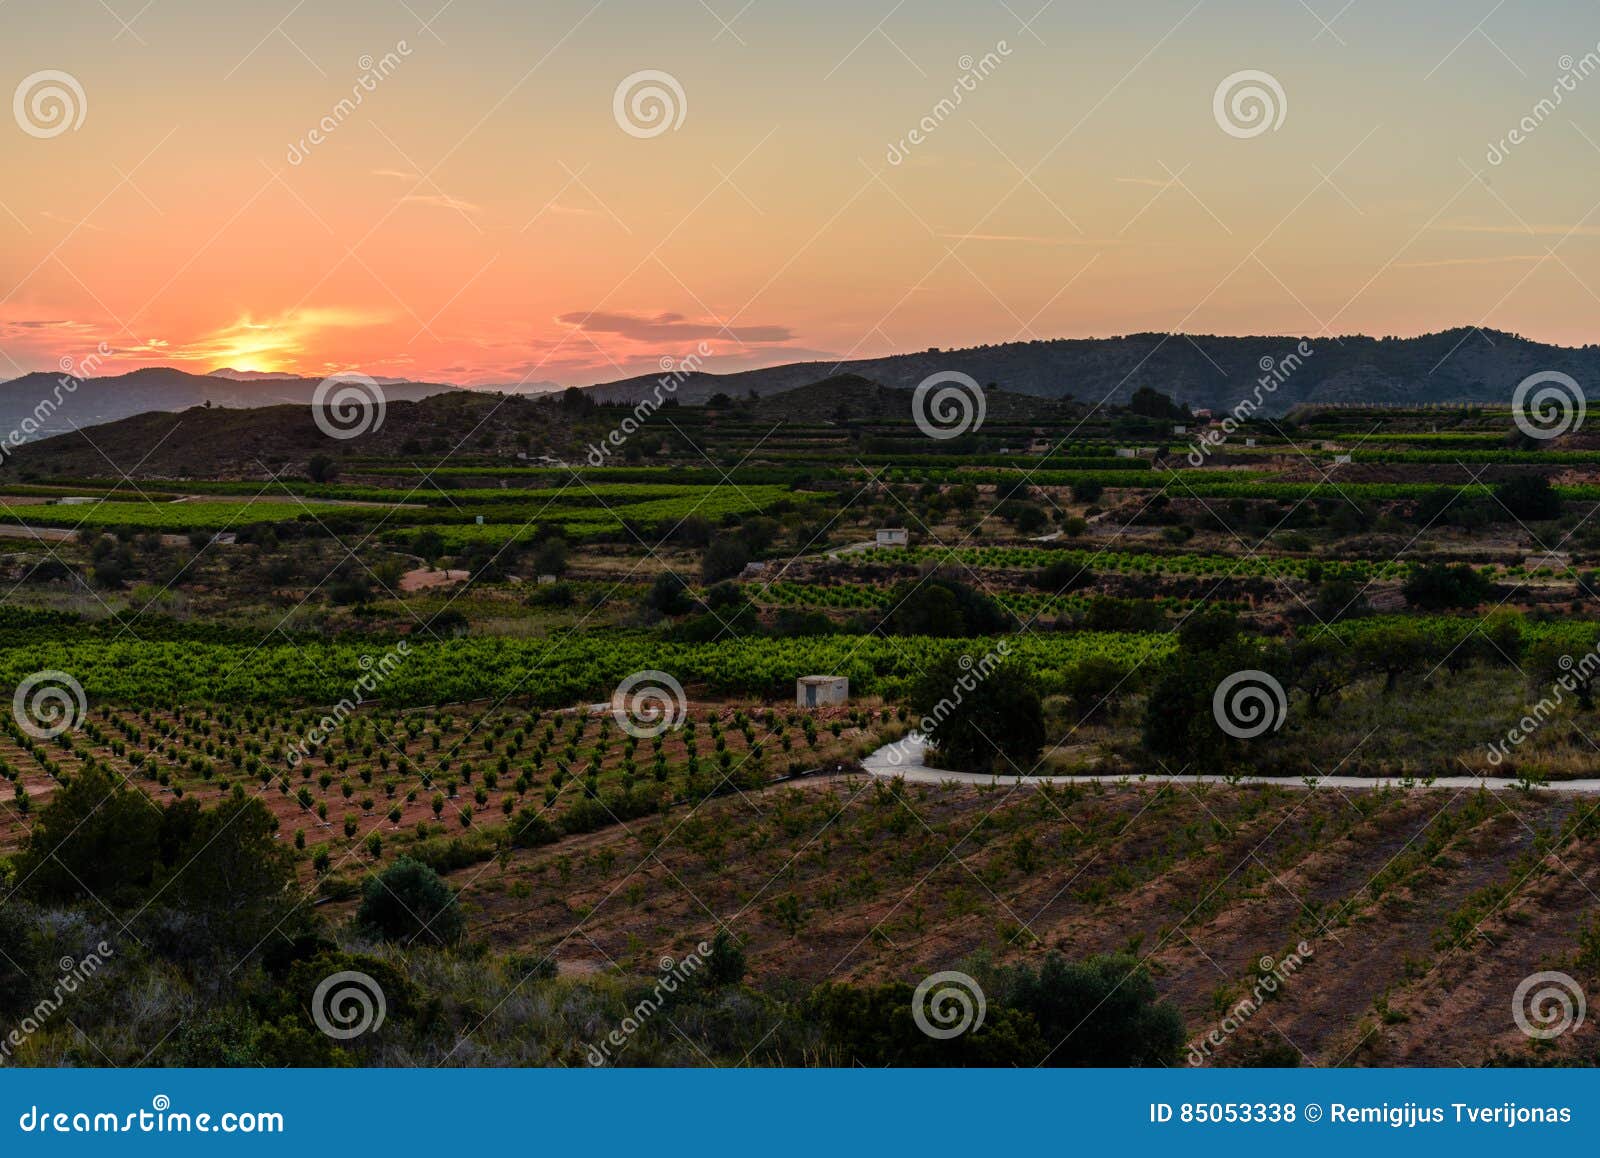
911, 654, 1045, 775
355, 856, 464, 946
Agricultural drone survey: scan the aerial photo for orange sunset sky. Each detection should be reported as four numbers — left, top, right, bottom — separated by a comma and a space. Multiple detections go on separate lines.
5, 0, 1600, 388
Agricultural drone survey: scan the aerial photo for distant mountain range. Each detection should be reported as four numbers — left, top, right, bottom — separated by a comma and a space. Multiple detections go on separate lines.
579, 328, 1600, 415
0, 367, 454, 442
3, 329, 1597, 446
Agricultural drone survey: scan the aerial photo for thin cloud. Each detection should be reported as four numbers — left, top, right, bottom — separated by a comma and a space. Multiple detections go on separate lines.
1396, 254, 1545, 268
401, 193, 483, 214
556, 310, 795, 344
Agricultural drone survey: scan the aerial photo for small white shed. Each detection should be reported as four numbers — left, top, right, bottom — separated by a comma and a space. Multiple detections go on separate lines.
796, 675, 848, 709
875, 528, 909, 548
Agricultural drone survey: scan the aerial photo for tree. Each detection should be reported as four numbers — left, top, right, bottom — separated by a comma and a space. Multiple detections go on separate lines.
911, 654, 1046, 775
645, 571, 694, 616
14, 763, 161, 905
1493, 474, 1561, 522
532, 536, 568, 577
701, 536, 751, 583
997, 953, 1184, 1067
306, 454, 339, 483
883, 576, 1012, 638
1128, 386, 1186, 420
1401, 562, 1491, 611
355, 856, 464, 946
1287, 636, 1354, 715
1353, 622, 1431, 690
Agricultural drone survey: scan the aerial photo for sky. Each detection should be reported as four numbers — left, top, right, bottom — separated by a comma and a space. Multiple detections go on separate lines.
4, 0, 1600, 388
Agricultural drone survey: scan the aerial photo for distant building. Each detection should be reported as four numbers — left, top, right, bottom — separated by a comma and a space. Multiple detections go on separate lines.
1173, 424, 1187, 435
1333, 454, 1352, 464
796, 675, 848, 709
875, 528, 909, 548
740, 561, 769, 578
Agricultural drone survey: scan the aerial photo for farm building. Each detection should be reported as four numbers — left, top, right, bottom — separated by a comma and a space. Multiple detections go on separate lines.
875, 528, 908, 548
796, 675, 848, 708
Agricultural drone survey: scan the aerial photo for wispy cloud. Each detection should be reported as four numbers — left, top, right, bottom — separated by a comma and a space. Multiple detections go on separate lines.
1433, 219, 1600, 238
401, 193, 483, 214
556, 310, 794, 344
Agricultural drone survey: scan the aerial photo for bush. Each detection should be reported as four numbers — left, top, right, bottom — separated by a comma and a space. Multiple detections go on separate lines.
1401, 562, 1491, 610
355, 857, 464, 946
911, 654, 1045, 775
